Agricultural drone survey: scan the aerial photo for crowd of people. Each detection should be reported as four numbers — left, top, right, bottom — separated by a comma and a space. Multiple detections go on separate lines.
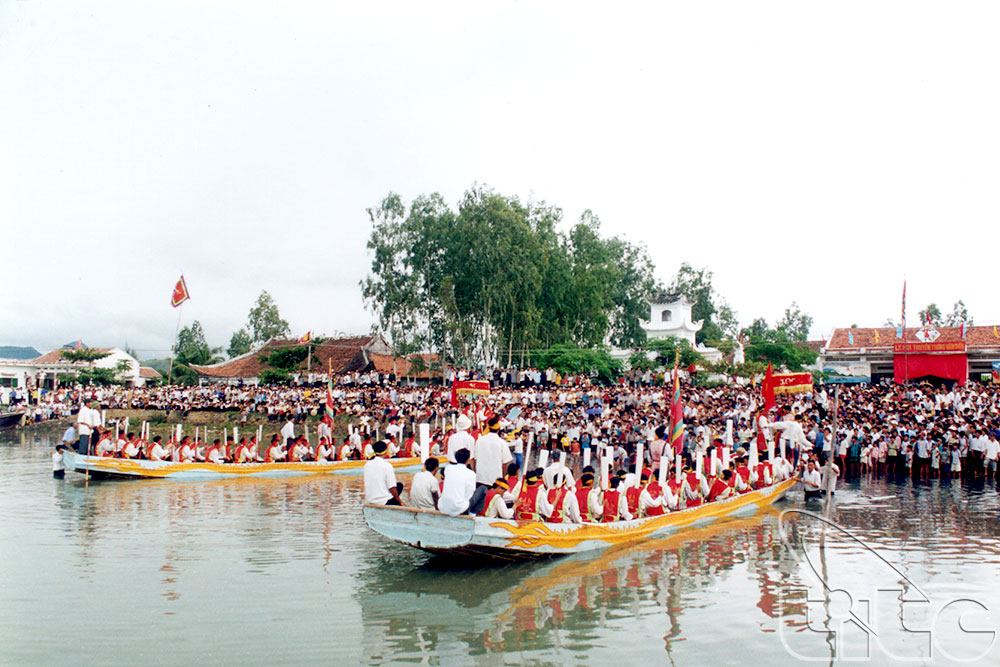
28, 369, 1000, 494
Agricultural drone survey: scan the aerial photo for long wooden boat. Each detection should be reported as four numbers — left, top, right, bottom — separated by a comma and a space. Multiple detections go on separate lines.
61, 448, 431, 480
364, 477, 797, 561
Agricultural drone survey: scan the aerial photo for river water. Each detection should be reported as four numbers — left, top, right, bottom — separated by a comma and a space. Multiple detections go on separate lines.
2, 428, 999, 665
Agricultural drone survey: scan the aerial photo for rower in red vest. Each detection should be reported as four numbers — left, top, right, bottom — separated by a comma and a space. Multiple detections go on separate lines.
337, 437, 354, 461
178, 436, 196, 462
480, 478, 514, 519
204, 439, 224, 464
575, 469, 601, 522
547, 483, 570, 524
315, 437, 334, 461
502, 462, 522, 501
682, 464, 708, 507
233, 438, 252, 463
755, 459, 774, 489
639, 469, 672, 516
628, 468, 650, 516
602, 476, 633, 522
707, 469, 735, 502
733, 453, 755, 493
264, 435, 285, 462
514, 469, 547, 521
121, 433, 141, 459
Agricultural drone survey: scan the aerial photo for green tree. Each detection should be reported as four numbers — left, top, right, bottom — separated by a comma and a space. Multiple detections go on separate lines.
644, 336, 702, 368
775, 302, 814, 341
61, 348, 111, 363
917, 303, 942, 327
668, 263, 737, 343
174, 321, 222, 366
247, 290, 290, 343
362, 185, 658, 368
227, 328, 253, 358
944, 300, 972, 326
264, 345, 309, 372
532, 344, 623, 384
740, 317, 818, 372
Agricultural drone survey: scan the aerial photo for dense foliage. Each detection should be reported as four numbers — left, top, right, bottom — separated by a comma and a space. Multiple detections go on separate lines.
362, 186, 657, 368
247, 290, 290, 343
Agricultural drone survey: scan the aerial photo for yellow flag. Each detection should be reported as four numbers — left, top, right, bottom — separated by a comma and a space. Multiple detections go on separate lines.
874, 330, 880, 345
995, 325, 999, 339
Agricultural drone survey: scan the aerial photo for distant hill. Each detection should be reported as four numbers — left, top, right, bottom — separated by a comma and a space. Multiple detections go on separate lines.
0, 346, 41, 360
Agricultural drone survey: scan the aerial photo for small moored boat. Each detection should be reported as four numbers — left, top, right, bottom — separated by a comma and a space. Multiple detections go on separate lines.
61, 448, 430, 480
364, 477, 796, 561
0, 410, 26, 428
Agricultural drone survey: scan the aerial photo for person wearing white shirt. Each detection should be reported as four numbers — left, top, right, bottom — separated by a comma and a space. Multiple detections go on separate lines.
800, 459, 822, 500
148, 437, 170, 461
280, 417, 296, 447
438, 449, 477, 516
363, 441, 401, 506
472, 416, 513, 487
410, 458, 441, 510
75, 401, 99, 455
446, 415, 476, 463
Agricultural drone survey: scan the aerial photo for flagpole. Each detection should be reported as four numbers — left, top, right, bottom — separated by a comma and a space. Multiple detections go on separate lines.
167, 304, 183, 385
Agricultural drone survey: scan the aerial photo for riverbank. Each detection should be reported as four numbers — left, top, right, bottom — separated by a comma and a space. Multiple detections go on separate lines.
19, 410, 379, 443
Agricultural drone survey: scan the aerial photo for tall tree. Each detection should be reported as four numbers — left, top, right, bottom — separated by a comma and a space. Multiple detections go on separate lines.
667, 263, 737, 344
247, 290, 290, 343
227, 328, 253, 358
175, 321, 222, 366
775, 302, 814, 341
917, 303, 942, 327
945, 300, 972, 326
362, 185, 657, 368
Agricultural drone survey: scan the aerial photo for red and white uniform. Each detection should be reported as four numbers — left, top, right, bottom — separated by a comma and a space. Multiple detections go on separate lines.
148, 441, 170, 461
601, 488, 632, 522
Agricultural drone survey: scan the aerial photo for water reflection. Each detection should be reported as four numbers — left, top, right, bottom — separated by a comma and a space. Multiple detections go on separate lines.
355, 507, 818, 661
4, 430, 999, 664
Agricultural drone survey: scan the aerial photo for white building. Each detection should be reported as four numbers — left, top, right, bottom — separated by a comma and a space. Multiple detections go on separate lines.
642, 292, 703, 346
0, 346, 152, 389
611, 293, 722, 365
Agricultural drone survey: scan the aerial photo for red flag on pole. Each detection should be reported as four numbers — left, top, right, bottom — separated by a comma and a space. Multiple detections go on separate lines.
763, 362, 776, 413
449, 381, 458, 409
668, 353, 685, 455
171, 276, 190, 307
299, 331, 312, 344
323, 379, 335, 424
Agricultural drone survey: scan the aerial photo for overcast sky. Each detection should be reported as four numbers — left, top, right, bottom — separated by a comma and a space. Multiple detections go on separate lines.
2, 1, 998, 358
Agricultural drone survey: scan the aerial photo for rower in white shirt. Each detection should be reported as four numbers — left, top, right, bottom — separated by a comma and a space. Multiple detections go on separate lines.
148, 437, 170, 461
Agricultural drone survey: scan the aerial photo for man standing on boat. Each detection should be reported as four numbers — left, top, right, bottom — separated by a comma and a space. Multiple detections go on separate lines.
75, 400, 99, 455
363, 441, 402, 506
446, 414, 475, 463
280, 415, 296, 449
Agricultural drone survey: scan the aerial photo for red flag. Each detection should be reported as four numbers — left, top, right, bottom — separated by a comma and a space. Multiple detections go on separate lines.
299, 331, 312, 344
668, 355, 685, 455
322, 379, 335, 424
171, 275, 190, 307
763, 362, 776, 413
901, 279, 906, 329
449, 382, 458, 409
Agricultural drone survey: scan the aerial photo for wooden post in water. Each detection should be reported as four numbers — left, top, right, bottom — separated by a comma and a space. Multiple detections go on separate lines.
824, 386, 839, 518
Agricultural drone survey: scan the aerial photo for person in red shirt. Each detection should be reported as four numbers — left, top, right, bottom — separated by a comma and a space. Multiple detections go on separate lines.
707, 469, 735, 502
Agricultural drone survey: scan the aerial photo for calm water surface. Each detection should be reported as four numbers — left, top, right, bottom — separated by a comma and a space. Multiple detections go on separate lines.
2, 427, 999, 665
